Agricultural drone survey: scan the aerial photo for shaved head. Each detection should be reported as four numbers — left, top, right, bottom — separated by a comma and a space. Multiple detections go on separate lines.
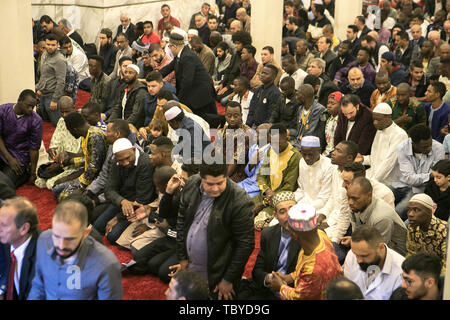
298, 83, 315, 98
350, 177, 373, 194
397, 83, 410, 92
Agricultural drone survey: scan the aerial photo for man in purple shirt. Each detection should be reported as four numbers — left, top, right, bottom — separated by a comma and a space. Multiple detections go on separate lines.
0, 90, 43, 188
240, 44, 259, 82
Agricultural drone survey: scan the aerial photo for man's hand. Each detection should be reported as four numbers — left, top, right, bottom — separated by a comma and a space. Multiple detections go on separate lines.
268, 272, 285, 292
252, 202, 265, 216
218, 86, 228, 95
138, 128, 148, 141
354, 153, 364, 163
105, 217, 118, 234
273, 271, 293, 284
121, 199, 135, 217
49, 101, 58, 111
155, 219, 169, 233
214, 280, 235, 300
317, 214, 327, 225
264, 189, 275, 206
440, 125, 449, 137
168, 259, 188, 277
395, 114, 412, 125
57, 151, 71, 167
101, 113, 107, 121
340, 236, 352, 247
132, 223, 150, 238
166, 174, 184, 194
48, 148, 58, 160
7, 157, 24, 175
127, 202, 149, 222
36, 90, 42, 99
215, 83, 223, 92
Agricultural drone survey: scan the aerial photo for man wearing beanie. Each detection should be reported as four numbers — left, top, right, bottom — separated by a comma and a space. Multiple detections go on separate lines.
406, 193, 447, 270
267, 203, 342, 300
160, 33, 223, 128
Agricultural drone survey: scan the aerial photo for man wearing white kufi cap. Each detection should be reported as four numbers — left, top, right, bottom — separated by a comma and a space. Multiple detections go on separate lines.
357, 102, 408, 185
92, 137, 156, 245
268, 203, 342, 300
108, 63, 148, 129
294, 136, 334, 212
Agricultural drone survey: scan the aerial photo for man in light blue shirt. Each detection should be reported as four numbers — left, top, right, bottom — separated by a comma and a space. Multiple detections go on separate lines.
28, 200, 122, 300
391, 124, 445, 220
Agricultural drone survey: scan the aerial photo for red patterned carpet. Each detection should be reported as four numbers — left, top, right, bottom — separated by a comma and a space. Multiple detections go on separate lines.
15, 90, 259, 300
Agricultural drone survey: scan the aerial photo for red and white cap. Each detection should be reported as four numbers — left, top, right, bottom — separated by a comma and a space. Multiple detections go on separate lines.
288, 203, 318, 232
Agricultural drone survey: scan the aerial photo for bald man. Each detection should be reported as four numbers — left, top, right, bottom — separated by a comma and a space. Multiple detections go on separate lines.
339, 67, 375, 107
427, 43, 450, 78
229, 20, 243, 34
236, 8, 251, 33
292, 84, 326, 150
35, 96, 82, 190
428, 30, 442, 48
342, 177, 407, 256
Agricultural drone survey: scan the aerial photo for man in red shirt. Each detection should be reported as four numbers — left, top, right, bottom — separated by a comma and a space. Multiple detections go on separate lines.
157, 4, 180, 39
140, 21, 160, 46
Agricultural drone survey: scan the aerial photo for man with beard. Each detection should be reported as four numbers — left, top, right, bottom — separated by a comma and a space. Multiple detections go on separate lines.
216, 101, 252, 181
112, 33, 132, 77
99, 28, 118, 76
190, 36, 215, 76
342, 177, 407, 256
109, 64, 148, 129
280, 55, 307, 91
333, 94, 376, 156
147, 43, 175, 86
212, 42, 232, 83
104, 56, 133, 120
59, 36, 90, 83
369, 71, 397, 110
334, 48, 376, 87
338, 67, 375, 108
360, 35, 390, 72
343, 225, 404, 300
93, 138, 155, 245
88, 56, 111, 113
329, 40, 355, 82
28, 200, 123, 300
406, 61, 430, 101
239, 191, 301, 300
391, 253, 444, 300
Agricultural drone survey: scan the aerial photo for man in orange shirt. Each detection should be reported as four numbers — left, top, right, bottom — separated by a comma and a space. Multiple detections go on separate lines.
268, 203, 342, 300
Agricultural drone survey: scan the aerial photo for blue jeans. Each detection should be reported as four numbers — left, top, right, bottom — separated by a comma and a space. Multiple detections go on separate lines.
92, 204, 131, 244
391, 186, 413, 221
40, 95, 61, 127
333, 241, 349, 265
52, 181, 72, 199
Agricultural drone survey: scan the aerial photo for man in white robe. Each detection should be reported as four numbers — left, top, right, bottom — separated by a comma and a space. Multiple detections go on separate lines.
293, 136, 333, 211
357, 103, 408, 186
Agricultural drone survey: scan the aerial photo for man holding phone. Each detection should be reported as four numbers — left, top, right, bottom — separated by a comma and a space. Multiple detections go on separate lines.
92, 138, 156, 244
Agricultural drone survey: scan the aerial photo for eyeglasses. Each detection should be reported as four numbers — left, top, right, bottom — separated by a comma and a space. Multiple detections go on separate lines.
402, 276, 415, 287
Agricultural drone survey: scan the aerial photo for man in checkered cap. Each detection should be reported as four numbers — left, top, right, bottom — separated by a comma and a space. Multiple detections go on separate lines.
267, 202, 342, 300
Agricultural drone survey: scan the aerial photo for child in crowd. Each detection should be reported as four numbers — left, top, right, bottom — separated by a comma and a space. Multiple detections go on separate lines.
139, 118, 166, 154
425, 160, 450, 221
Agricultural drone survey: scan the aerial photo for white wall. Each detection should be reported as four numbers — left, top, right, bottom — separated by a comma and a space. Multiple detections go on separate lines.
31, 0, 217, 45
0, 0, 35, 104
